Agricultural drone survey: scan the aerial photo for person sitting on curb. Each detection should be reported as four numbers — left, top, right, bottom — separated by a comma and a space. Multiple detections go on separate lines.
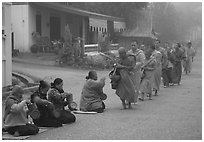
48, 78, 76, 124
80, 71, 107, 113
31, 80, 63, 127
3, 85, 39, 137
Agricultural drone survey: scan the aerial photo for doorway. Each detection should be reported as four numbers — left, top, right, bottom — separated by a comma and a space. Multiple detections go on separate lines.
50, 16, 61, 41
36, 14, 41, 35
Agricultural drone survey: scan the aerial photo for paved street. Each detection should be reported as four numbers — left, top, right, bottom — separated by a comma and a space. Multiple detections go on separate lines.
12, 50, 202, 140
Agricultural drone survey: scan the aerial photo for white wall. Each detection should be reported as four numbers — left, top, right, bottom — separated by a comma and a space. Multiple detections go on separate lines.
27, 4, 68, 50
11, 5, 29, 52
11, 4, 83, 52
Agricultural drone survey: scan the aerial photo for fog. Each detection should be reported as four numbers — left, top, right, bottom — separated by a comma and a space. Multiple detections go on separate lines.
152, 2, 202, 45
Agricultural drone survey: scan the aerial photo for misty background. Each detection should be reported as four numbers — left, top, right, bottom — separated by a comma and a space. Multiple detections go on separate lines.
69, 2, 202, 46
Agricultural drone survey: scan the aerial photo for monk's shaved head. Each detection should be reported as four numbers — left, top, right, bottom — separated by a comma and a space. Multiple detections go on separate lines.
118, 47, 126, 54
118, 47, 127, 59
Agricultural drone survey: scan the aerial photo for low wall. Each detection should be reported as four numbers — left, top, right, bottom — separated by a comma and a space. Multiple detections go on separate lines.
84, 43, 119, 52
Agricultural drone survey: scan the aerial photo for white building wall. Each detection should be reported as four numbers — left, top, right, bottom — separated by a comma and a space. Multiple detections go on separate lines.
11, 5, 29, 52
25, 4, 67, 51
11, 4, 83, 52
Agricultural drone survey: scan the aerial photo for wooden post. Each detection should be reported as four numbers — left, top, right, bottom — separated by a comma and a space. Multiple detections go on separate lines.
2, 3, 12, 87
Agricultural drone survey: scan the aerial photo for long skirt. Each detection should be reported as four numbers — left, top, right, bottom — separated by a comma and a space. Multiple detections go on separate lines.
116, 69, 136, 103
131, 70, 141, 102
172, 61, 182, 84
57, 110, 76, 124
151, 64, 162, 90
162, 67, 173, 86
140, 70, 154, 94
33, 115, 62, 127
184, 57, 192, 73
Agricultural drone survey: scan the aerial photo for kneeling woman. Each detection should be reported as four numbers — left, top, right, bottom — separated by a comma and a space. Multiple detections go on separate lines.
48, 78, 76, 124
3, 85, 39, 136
31, 80, 62, 127
80, 71, 107, 113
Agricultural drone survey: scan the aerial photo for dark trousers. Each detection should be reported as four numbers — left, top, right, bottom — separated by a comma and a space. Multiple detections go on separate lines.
6, 123, 39, 136
92, 102, 106, 113
172, 61, 182, 84
57, 110, 76, 124
162, 68, 173, 86
33, 116, 62, 127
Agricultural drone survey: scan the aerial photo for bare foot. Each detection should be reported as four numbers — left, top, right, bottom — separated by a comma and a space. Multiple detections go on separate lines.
128, 102, 132, 109
122, 103, 126, 109
154, 90, 158, 96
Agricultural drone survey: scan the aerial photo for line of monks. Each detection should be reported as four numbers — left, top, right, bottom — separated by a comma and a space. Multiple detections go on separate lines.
110, 39, 197, 109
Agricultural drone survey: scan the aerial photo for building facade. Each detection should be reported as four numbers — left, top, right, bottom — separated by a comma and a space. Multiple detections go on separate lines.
11, 2, 126, 52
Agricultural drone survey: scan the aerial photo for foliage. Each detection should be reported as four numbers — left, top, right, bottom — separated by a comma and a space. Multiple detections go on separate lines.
63, 24, 74, 63
84, 52, 117, 69
30, 44, 39, 53
59, 24, 83, 65
31, 32, 52, 53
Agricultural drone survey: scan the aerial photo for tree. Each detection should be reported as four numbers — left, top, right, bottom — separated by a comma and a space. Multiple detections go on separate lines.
58, 24, 74, 64
64, 24, 73, 53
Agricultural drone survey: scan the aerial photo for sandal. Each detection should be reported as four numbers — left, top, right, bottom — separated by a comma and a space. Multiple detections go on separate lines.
122, 101, 126, 109
139, 98, 144, 101
128, 102, 132, 109
154, 90, 158, 96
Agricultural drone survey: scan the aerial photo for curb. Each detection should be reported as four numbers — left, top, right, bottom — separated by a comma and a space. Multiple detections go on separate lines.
12, 72, 35, 84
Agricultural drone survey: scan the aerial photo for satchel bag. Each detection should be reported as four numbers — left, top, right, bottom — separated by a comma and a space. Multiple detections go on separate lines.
109, 66, 121, 89
27, 103, 40, 119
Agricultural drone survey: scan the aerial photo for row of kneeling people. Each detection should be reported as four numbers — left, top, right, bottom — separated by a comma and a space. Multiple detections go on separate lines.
3, 71, 106, 137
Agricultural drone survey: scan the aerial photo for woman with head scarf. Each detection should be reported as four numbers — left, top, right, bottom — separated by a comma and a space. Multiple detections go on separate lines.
80, 71, 107, 113
48, 78, 76, 124
31, 80, 62, 127
3, 85, 39, 137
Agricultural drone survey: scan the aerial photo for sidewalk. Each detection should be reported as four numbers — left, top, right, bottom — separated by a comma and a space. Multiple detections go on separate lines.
12, 53, 58, 66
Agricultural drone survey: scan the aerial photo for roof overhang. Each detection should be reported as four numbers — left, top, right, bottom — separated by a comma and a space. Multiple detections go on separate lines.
30, 2, 125, 22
